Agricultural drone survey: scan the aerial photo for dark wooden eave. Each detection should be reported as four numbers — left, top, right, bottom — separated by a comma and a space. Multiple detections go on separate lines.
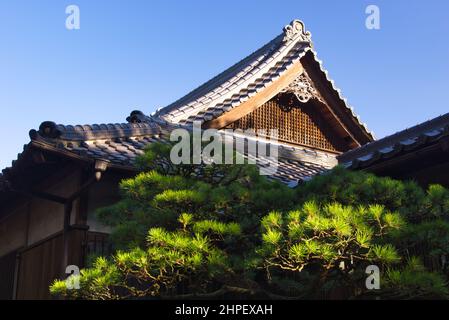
339, 112, 449, 185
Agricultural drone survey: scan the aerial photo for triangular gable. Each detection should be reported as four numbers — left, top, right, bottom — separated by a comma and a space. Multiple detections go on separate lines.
154, 20, 374, 151
155, 20, 312, 124
224, 91, 349, 153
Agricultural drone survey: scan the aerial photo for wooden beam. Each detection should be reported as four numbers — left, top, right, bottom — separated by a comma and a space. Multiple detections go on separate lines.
301, 61, 361, 148
31, 151, 46, 164
204, 62, 305, 129
202, 58, 360, 152
439, 136, 449, 152
30, 141, 138, 173
359, 143, 445, 174
301, 52, 373, 145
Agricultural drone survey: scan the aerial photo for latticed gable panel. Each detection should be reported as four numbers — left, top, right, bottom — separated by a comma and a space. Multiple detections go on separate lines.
225, 94, 346, 153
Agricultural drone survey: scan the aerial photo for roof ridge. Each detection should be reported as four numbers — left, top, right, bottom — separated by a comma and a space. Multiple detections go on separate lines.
156, 34, 284, 116
155, 19, 313, 122
29, 111, 162, 142
150, 19, 373, 147
182, 45, 311, 124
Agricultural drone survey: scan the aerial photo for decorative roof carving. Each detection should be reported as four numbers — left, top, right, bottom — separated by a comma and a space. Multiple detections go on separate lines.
153, 19, 373, 143
283, 20, 312, 43
0, 19, 375, 188
156, 19, 314, 126
280, 70, 323, 104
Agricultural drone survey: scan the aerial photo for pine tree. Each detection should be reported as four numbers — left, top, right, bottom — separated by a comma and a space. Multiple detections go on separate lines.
50, 143, 449, 300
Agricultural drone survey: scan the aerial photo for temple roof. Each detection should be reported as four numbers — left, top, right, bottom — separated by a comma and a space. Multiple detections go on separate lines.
339, 113, 449, 170
154, 20, 373, 144
0, 111, 335, 188
155, 20, 311, 125
1, 19, 376, 188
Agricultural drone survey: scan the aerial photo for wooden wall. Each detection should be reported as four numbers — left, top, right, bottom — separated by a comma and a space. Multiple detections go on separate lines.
0, 165, 82, 299
0, 251, 17, 299
0, 166, 125, 299
15, 228, 87, 300
16, 233, 64, 299
226, 95, 346, 153
0, 166, 81, 256
0, 202, 28, 258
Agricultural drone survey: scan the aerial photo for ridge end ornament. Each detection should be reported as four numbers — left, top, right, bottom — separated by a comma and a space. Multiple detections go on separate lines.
283, 19, 312, 43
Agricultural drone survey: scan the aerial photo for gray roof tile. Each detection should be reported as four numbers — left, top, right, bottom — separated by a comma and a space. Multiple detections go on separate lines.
0, 111, 337, 187
340, 113, 449, 169
2, 20, 365, 189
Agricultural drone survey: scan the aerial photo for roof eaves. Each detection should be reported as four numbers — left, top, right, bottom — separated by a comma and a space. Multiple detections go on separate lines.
29, 117, 162, 143
155, 20, 314, 124
340, 120, 449, 170
306, 49, 375, 141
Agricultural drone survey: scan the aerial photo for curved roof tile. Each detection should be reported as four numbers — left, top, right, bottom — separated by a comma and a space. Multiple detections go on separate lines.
339, 113, 449, 169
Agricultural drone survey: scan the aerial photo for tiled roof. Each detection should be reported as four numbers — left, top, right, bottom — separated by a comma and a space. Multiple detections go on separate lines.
154, 20, 373, 141
31, 119, 162, 141
304, 50, 374, 139
1, 111, 336, 188
257, 157, 329, 186
160, 41, 310, 125
26, 114, 167, 167
339, 113, 449, 169
3, 19, 371, 188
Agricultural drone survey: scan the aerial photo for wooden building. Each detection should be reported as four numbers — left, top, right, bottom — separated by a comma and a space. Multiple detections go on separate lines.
339, 113, 449, 187
0, 19, 377, 299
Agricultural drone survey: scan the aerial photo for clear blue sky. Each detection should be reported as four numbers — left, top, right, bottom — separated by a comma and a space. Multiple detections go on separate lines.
1, 0, 448, 169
